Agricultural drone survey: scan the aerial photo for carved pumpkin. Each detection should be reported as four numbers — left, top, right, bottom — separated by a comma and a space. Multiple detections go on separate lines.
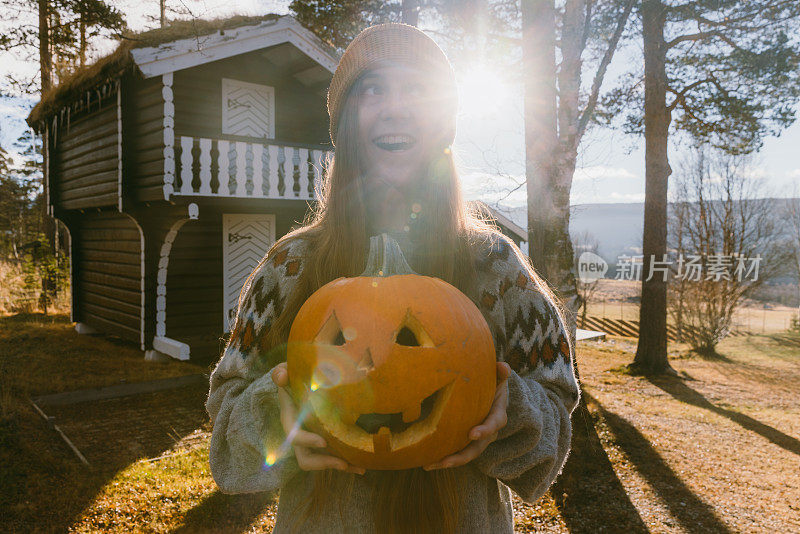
286, 234, 496, 470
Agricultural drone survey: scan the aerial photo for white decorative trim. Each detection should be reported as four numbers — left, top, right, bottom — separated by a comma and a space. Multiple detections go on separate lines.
75, 322, 98, 335
116, 83, 123, 212
153, 336, 191, 361
156, 208, 196, 338
173, 135, 329, 199
162, 72, 175, 200
221, 78, 275, 138
222, 213, 276, 330
130, 16, 337, 78
180, 136, 193, 195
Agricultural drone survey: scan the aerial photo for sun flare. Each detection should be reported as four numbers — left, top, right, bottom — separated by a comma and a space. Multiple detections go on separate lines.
457, 64, 513, 118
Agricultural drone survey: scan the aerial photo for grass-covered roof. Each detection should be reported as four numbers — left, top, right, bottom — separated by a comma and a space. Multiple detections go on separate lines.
27, 14, 283, 127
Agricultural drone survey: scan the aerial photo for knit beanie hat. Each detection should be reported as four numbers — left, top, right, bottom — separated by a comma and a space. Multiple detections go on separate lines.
326, 23, 458, 147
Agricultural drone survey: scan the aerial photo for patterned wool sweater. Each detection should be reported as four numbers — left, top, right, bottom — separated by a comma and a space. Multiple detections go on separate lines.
206, 232, 581, 533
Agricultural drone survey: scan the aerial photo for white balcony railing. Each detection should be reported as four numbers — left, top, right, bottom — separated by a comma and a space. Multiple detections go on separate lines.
174, 136, 331, 200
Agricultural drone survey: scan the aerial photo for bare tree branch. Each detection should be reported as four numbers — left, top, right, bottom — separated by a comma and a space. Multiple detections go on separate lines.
576, 0, 635, 141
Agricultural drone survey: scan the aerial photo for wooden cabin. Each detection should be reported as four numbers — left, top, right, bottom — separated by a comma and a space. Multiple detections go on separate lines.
28, 15, 527, 362
28, 15, 336, 361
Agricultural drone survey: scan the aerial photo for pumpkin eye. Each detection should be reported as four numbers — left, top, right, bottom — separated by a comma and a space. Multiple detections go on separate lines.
333, 329, 346, 346
395, 311, 435, 347
317, 313, 347, 345
395, 326, 419, 346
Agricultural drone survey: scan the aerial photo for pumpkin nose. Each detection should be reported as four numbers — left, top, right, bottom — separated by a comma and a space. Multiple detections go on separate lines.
357, 348, 375, 373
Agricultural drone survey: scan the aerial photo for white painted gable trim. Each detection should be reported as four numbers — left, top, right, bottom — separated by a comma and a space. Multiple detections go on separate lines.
131, 16, 338, 79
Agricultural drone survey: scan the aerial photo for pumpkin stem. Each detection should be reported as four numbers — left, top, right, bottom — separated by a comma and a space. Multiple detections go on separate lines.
362, 234, 417, 277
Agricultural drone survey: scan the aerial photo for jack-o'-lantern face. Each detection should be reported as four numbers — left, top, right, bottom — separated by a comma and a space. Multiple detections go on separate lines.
286, 235, 496, 470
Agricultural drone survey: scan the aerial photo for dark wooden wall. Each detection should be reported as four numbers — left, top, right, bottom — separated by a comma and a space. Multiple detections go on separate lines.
160, 201, 310, 360
127, 76, 166, 203
73, 210, 142, 344
51, 91, 119, 210
172, 47, 330, 146
165, 216, 222, 341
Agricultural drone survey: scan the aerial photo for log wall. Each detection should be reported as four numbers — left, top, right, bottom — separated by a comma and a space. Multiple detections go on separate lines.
172, 48, 330, 146
74, 211, 142, 344
128, 76, 167, 203
51, 91, 120, 210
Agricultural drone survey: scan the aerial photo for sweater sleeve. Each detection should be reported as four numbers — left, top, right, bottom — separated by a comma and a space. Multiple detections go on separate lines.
471, 235, 581, 503
205, 242, 305, 494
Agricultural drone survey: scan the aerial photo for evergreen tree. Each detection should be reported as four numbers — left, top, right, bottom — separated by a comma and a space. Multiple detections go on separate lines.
601, 0, 800, 374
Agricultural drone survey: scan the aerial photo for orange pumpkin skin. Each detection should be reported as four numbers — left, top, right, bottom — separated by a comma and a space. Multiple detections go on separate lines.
286, 236, 496, 470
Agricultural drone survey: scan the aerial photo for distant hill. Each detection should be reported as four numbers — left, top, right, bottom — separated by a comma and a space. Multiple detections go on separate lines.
496, 199, 798, 280
498, 203, 645, 266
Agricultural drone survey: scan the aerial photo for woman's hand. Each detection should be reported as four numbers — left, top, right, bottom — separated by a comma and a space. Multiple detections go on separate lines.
423, 361, 511, 471
271, 363, 366, 475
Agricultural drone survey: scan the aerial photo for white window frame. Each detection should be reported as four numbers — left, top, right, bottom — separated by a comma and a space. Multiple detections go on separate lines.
221, 78, 276, 138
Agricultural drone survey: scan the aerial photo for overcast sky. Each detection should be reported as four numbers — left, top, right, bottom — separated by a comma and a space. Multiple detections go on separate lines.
1, 0, 798, 208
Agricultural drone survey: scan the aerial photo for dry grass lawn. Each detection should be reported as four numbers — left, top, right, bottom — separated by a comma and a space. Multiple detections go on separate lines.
1, 313, 798, 533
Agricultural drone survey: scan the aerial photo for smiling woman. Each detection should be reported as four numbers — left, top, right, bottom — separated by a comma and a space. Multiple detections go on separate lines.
206, 22, 580, 534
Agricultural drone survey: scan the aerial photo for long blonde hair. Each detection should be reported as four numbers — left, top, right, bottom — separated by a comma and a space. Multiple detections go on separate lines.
239, 73, 567, 534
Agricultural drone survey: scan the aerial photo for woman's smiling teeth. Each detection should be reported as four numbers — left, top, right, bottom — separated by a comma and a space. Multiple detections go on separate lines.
373, 134, 417, 152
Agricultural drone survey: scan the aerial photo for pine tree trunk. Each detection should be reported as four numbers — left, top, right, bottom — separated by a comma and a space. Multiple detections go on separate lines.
38, 0, 56, 255
521, 0, 558, 279
521, 0, 582, 344
631, 0, 676, 376
38, 0, 51, 92
80, 15, 86, 67
552, 0, 585, 339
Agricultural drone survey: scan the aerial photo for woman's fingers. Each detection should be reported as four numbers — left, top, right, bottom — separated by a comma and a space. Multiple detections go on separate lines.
276, 385, 298, 431
288, 427, 328, 449
424, 361, 512, 470
469, 363, 511, 440
294, 445, 366, 474
496, 361, 511, 384
271, 362, 289, 387
469, 402, 508, 441
423, 432, 498, 470
294, 445, 345, 471
271, 365, 364, 474
275, 386, 328, 447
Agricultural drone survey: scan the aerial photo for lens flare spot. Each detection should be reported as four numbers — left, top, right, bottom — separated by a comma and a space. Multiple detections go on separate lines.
310, 381, 319, 392
313, 359, 344, 388
265, 452, 277, 466
343, 327, 357, 341
372, 280, 378, 287
412, 203, 421, 213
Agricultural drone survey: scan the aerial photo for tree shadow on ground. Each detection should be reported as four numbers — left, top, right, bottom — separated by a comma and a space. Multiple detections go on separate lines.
550, 393, 649, 533
174, 490, 278, 533
1, 405, 129, 532
0, 312, 212, 532
647, 375, 800, 457
576, 390, 734, 533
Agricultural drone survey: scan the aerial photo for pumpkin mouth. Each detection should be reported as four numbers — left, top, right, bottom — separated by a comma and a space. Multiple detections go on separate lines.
354, 384, 440, 435
309, 380, 456, 454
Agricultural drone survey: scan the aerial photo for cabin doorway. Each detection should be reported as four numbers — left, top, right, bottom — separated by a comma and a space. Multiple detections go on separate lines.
222, 213, 276, 331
